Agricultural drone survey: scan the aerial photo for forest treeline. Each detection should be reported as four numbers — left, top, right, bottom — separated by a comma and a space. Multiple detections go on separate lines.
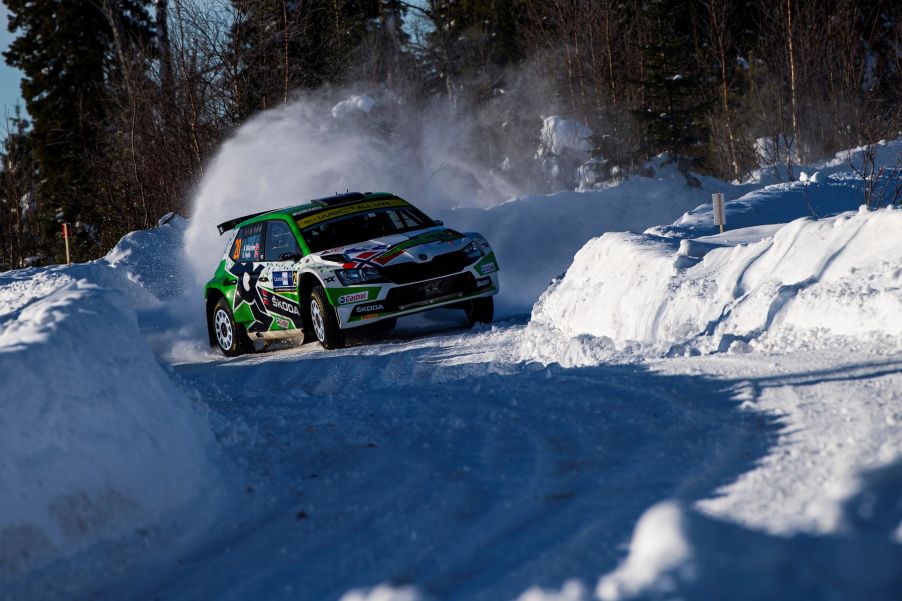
1, 0, 900, 268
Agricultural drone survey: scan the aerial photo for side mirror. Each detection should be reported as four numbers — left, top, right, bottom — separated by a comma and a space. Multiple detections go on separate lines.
279, 252, 302, 262
434, 219, 444, 226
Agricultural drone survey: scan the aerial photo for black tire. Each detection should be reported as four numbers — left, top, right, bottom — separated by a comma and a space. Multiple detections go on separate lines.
211, 297, 253, 357
309, 285, 345, 349
465, 296, 494, 325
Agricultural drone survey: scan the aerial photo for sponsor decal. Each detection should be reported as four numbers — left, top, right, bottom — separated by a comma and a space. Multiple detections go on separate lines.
272, 270, 296, 290
344, 244, 388, 254
338, 291, 369, 304
293, 206, 321, 216
295, 198, 409, 229
368, 229, 464, 266
271, 295, 300, 316
275, 316, 291, 329
356, 303, 384, 313
228, 267, 303, 332
323, 275, 336, 283
476, 276, 492, 288
480, 263, 497, 274
340, 230, 467, 270
228, 261, 274, 332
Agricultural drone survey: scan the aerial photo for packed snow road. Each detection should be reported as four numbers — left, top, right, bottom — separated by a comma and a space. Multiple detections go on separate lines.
5, 139, 902, 599
135, 317, 779, 601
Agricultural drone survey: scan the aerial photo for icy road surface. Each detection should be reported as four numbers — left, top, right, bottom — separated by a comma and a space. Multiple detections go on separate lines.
120, 314, 901, 601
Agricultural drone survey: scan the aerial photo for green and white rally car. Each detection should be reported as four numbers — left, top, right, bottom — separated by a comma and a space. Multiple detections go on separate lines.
205, 192, 500, 355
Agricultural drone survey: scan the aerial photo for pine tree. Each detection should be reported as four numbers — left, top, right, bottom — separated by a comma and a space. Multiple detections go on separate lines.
228, 0, 379, 120
632, 0, 712, 169
4, 0, 152, 260
424, 0, 525, 101
0, 108, 39, 269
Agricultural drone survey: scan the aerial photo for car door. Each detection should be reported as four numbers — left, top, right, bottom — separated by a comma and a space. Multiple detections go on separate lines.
227, 222, 271, 333
257, 219, 305, 331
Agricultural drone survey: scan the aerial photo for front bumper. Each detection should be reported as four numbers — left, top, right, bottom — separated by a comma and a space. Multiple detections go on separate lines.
334, 270, 499, 328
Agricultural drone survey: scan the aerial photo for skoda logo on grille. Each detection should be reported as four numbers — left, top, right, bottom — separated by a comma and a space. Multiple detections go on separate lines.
418, 253, 428, 261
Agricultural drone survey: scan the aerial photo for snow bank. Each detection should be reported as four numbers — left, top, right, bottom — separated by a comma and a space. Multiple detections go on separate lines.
441, 159, 733, 315
0, 219, 217, 581
527, 207, 902, 363
103, 213, 190, 301
657, 138, 902, 239
654, 171, 860, 239
0, 215, 188, 317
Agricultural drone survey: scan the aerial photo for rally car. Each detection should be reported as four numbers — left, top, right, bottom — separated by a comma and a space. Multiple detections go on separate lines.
205, 192, 500, 355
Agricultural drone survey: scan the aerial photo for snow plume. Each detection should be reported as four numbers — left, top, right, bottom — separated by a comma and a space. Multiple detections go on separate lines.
184, 89, 529, 287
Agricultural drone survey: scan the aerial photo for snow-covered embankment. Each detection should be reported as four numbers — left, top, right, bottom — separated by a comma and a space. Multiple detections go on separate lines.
525, 206, 902, 365
0, 218, 219, 584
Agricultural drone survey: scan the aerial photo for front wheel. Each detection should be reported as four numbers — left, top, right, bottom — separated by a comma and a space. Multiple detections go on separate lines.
464, 296, 494, 325
309, 285, 345, 349
212, 298, 253, 357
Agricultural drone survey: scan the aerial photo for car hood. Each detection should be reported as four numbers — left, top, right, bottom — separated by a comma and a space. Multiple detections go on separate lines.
312, 227, 469, 268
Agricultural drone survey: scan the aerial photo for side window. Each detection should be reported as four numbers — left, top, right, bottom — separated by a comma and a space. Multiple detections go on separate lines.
231, 223, 264, 262
264, 220, 302, 261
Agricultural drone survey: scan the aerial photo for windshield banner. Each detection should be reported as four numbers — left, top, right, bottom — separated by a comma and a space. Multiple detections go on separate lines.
296, 198, 409, 229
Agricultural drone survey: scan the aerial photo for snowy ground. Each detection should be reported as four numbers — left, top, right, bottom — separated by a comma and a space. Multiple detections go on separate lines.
2, 140, 901, 600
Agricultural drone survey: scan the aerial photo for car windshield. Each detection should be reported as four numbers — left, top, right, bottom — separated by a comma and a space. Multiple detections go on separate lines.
300, 206, 435, 253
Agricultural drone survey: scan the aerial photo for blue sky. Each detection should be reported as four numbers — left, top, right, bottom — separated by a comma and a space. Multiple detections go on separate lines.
0, 4, 25, 118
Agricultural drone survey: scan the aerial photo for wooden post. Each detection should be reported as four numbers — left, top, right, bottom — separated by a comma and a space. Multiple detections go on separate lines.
62, 223, 71, 265
712, 193, 726, 234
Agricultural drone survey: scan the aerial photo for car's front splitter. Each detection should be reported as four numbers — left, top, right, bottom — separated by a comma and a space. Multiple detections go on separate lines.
335, 272, 499, 329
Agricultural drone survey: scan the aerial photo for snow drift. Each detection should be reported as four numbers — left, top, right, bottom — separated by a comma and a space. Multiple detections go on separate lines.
0, 218, 218, 582
442, 159, 734, 315
527, 206, 902, 363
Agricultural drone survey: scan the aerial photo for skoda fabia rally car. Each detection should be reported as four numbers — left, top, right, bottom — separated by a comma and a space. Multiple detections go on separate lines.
205, 192, 500, 355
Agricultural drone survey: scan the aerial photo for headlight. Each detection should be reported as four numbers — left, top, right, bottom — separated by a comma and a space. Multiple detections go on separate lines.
335, 268, 385, 286
463, 241, 482, 260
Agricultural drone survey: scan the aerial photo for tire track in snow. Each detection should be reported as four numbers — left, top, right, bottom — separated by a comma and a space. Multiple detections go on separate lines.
148, 326, 778, 601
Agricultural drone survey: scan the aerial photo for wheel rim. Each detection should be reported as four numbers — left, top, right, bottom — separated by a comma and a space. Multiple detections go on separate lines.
310, 298, 326, 342
214, 308, 233, 350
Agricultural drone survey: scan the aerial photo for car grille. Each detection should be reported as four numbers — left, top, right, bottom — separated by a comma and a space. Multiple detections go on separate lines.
379, 249, 473, 284
385, 273, 477, 310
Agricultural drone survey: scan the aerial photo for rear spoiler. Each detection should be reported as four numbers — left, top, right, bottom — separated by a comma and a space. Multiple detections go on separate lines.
216, 210, 269, 235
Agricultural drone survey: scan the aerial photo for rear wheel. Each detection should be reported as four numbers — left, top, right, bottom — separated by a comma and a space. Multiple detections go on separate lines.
309, 285, 345, 349
464, 296, 494, 325
212, 298, 253, 357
